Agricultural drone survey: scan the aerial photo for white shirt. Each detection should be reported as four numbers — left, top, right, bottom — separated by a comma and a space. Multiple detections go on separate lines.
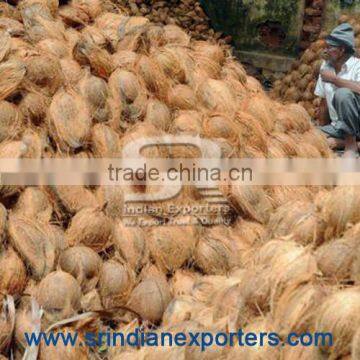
314, 56, 360, 125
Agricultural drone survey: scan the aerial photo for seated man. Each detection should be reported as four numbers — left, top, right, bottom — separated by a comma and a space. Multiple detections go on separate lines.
315, 23, 360, 157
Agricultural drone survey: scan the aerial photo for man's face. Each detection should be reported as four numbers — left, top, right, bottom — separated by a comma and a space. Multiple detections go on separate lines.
324, 44, 345, 63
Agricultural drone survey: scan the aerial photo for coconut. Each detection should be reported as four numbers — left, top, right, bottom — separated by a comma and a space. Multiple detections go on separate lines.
221, 59, 247, 85
72, 0, 102, 20
81, 24, 109, 50
0, 101, 22, 142
148, 225, 198, 274
267, 200, 325, 246
170, 110, 203, 136
48, 88, 91, 151
39, 327, 89, 360
230, 218, 266, 247
352, 328, 360, 360
275, 103, 312, 133
112, 50, 139, 70
8, 214, 57, 280
268, 132, 300, 157
36, 270, 81, 325
37, 38, 69, 58
273, 280, 327, 337
197, 78, 236, 115
59, 5, 88, 28
0, 59, 26, 101
19, 92, 49, 126
91, 124, 120, 157
94, 12, 125, 48
321, 186, 360, 241
0, 248, 27, 298
48, 185, 98, 214
0, 17, 24, 37
169, 270, 198, 297
60, 58, 83, 86
220, 184, 273, 224
81, 289, 103, 312
14, 308, 37, 354
302, 130, 332, 158
0, 30, 10, 63
99, 259, 136, 309
0, 203, 6, 244
127, 265, 171, 323
315, 236, 357, 281
0, 297, 15, 354
112, 220, 149, 272
163, 25, 190, 46
136, 55, 170, 101
14, 187, 52, 223
281, 344, 326, 360
144, 99, 171, 131
194, 225, 240, 275
266, 186, 315, 209
162, 296, 203, 327
66, 207, 113, 252
167, 84, 197, 110
59, 246, 102, 294
315, 288, 360, 359
95, 186, 124, 219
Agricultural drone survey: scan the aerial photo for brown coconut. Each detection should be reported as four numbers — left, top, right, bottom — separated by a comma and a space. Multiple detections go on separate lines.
14, 187, 52, 223
273, 280, 327, 337
112, 50, 139, 70
59, 246, 102, 294
112, 220, 149, 272
352, 328, 360, 360
170, 110, 203, 136
281, 344, 326, 360
81, 289, 103, 312
99, 259, 136, 309
266, 185, 315, 209
19, 92, 49, 126
0, 18, 24, 37
194, 225, 240, 275
169, 269, 198, 297
168, 84, 197, 110
197, 78, 236, 115
39, 327, 89, 360
0, 297, 15, 354
37, 38, 69, 59
229, 218, 266, 247
267, 200, 325, 246
95, 186, 124, 219
148, 225, 198, 274
47, 88, 91, 151
0, 59, 26, 101
91, 123, 120, 157
163, 25, 190, 46
60, 58, 83, 86
144, 99, 171, 131
94, 12, 125, 48
321, 186, 360, 241
315, 288, 360, 359
0, 248, 27, 298
66, 207, 113, 252
8, 214, 57, 280
0, 30, 10, 62
0, 101, 22, 142
275, 103, 312, 133
127, 265, 171, 323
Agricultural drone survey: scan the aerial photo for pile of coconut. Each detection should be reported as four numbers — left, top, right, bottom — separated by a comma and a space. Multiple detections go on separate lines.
0, 0, 359, 359
271, 14, 360, 119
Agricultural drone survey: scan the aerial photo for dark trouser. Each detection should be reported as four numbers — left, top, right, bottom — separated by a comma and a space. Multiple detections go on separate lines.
320, 88, 360, 140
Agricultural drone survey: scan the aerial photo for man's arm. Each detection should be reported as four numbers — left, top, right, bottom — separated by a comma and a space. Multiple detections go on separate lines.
317, 98, 331, 125
320, 70, 360, 94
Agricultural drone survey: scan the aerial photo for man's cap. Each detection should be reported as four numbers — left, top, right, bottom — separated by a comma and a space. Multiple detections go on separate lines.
326, 22, 355, 53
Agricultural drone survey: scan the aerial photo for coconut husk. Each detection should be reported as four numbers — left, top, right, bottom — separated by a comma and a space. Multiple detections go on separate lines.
275, 103, 311, 133
230, 218, 266, 248
0, 31, 10, 63
315, 288, 360, 359
73, 37, 114, 79
170, 110, 203, 137
60, 58, 84, 86
47, 88, 91, 151
245, 75, 264, 95
273, 279, 327, 338
0, 3, 20, 20
0, 100, 22, 142
221, 59, 247, 86
20, 128, 46, 158
91, 123, 120, 157
197, 78, 236, 116
36, 270, 81, 326
0, 59, 26, 101
169, 270, 198, 297
0, 17, 24, 37
194, 225, 240, 275
320, 186, 360, 241
59, 246, 102, 294
0, 296, 15, 354
112, 220, 149, 272
81, 25, 109, 50
99, 259, 136, 309
81, 289, 103, 312
14, 187, 52, 222
220, 184, 273, 224
19, 92, 49, 126
144, 99, 171, 131
112, 50, 139, 71
66, 207, 113, 252
193, 41, 225, 66
39, 327, 89, 360
268, 132, 300, 157
94, 12, 125, 48
37, 38, 69, 58
95, 186, 124, 219
267, 200, 325, 246
281, 344, 326, 360
148, 225, 198, 274
8, 214, 58, 280
0, 248, 27, 298
47, 185, 98, 215
59, 4, 89, 27
316, 234, 357, 281
167, 84, 197, 110
163, 25, 190, 46
72, 0, 102, 20
0, 204, 6, 246
136, 55, 170, 101
302, 129, 332, 158
0, 140, 29, 159
127, 265, 171, 323
352, 328, 360, 360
